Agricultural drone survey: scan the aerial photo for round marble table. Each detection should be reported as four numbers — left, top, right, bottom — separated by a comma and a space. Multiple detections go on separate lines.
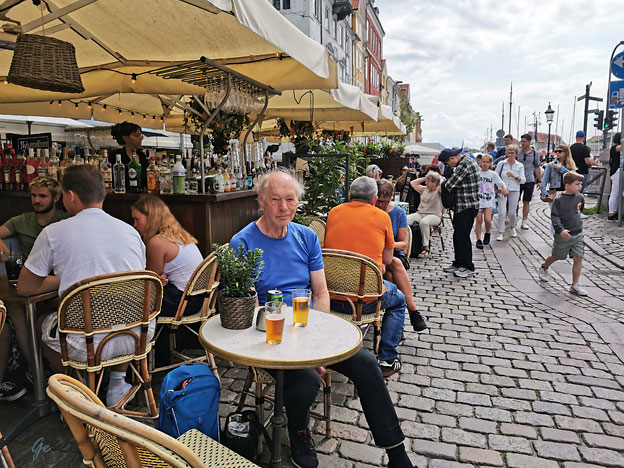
199, 307, 362, 467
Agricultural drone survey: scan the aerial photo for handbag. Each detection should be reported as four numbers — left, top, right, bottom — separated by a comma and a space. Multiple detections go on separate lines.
541, 189, 557, 203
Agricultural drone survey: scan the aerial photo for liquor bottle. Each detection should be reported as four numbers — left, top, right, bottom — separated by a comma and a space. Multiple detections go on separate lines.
15, 152, 26, 191
222, 165, 230, 193
48, 148, 59, 181
127, 151, 142, 193
24, 148, 38, 185
172, 155, 186, 195
37, 149, 49, 177
74, 146, 84, 165
242, 165, 248, 190
113, 154, 126, 193
60, 146, 72, 179
159, 155, 173, 195
0, 148, 5, 191
2, 149, 11, 191
185, 158, 198, 195
216, 167, 225, 194
146, 156, 160, 195
100, 150, 113, 193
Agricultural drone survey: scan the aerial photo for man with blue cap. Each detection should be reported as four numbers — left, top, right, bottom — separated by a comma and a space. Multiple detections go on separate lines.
438, 148, 480, 278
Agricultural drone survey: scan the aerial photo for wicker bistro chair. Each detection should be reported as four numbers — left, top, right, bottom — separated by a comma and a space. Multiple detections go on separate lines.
0, 300, 16, 468
151, 252, 220, 376
47, 374, 259, 468
57, 270, 163, 419
322, 249, 385, 354
429, 209, 447, 252
303, 217, 326, 247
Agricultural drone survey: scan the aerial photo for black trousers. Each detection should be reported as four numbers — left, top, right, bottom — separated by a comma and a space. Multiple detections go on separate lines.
452, 207, 478, 271
269, 348, 404, 448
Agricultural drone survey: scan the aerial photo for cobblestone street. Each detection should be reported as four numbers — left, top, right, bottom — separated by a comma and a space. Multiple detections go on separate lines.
2, 197, 624, 468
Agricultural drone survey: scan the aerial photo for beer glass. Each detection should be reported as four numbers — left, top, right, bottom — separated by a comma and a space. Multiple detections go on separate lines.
265, 301, 285, 344
292, 289, 311, 327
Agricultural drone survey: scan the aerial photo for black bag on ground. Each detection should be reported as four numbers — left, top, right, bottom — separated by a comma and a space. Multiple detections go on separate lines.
410, 224, 423, 258
221, 410, 269, 462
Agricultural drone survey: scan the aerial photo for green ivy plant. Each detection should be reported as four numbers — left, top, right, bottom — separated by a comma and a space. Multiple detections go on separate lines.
213, 243, 264, 298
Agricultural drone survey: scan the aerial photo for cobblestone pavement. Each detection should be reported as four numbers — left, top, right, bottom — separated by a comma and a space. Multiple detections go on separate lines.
2, 195, 623, 467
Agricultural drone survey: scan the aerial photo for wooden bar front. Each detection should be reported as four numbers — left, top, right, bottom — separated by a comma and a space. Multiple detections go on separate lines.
0, 191, 260, 255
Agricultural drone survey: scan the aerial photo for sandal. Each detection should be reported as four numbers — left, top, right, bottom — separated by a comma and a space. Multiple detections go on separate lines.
418, 249, 430, 258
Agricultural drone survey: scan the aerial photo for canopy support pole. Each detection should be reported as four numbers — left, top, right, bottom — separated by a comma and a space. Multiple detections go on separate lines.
199, 74, 231, 194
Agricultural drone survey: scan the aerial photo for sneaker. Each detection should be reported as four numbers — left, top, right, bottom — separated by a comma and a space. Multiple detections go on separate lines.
570, 284, 588, 296
483, 233, 491, 245
378, 358, 402, 377
106, 380, 133, 408
409, 310, 427, 332
476, 239, 483, 249
608, 214, 617, 220
0, 381, 27, 402
290, 429, 318, 468
442, 264, 460, 273
454, 267, 475, 278
580, 213, 588, 219
521, 221, 529, 230
496, 233, 504, 241
539, 266, 549, 282
511, 227, 518, 238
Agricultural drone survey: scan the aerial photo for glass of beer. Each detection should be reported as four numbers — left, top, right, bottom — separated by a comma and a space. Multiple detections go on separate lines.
292, 289, 311, 327
265, 301, 285, 344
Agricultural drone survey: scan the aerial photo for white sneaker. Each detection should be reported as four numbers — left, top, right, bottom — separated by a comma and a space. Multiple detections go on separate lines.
496, 233, 504, 241
570, 284, 588, 296
106, 381, 133, 408
539, 266, 549, 282
521, 221, 529, 230
580, 213, 588, 219
511, 228, 518, 238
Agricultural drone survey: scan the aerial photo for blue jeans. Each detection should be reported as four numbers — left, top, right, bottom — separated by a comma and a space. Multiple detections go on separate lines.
581, 173, 589, 193
330, 279, 406, 362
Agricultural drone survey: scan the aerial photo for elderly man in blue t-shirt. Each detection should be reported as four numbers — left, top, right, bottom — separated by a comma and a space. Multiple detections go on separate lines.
230, 170, 413, 468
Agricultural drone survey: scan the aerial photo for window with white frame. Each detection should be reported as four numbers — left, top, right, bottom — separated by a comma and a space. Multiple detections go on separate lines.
324, 6, 329, 29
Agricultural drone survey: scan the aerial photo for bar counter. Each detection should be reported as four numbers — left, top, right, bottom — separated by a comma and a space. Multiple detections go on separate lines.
0, 190, 260, 255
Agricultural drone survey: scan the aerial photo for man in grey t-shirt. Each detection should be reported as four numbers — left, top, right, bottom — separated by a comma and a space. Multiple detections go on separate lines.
518, 134, 542, 229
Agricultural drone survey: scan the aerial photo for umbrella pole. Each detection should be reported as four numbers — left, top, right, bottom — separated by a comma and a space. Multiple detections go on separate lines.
198, 74, 232, 194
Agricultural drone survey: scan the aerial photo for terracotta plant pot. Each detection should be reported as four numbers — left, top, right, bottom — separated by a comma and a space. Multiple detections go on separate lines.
218, 291, 257, 330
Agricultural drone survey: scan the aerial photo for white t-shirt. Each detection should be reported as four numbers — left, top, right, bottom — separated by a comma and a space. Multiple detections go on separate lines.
162, 240, 203, 291
26, 208, 146, 296
26, 208, 152, 363
479, 170, 505, 210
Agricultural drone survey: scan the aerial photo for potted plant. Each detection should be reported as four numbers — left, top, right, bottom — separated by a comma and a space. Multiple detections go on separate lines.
214, 243, 264, 329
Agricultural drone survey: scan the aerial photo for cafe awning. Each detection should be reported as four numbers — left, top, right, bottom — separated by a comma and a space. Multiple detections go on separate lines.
319, 101, 405, 136
262, 83, 379, 123
0, 0, 338, 104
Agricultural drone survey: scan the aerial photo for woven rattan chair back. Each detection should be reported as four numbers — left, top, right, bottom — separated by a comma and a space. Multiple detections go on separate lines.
303, 217, 326, 247
47, 374, 258, 468
57, 271, 163, 419
0, 300, 16, 468
151, 252, 221, 375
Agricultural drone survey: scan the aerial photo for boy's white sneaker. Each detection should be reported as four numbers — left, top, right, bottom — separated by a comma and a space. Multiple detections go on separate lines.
521, 221, 529, 230
539, 266, 549, 282
496, 233, 504, 241
511, 227, 518, 238
570, 284, 588, 296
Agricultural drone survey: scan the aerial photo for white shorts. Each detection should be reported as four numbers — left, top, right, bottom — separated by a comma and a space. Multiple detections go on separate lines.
41, 312, 156, 363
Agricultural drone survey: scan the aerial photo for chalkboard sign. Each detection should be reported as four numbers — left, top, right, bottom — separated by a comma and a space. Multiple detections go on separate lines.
585, 167, 607, 196
6, 133, 52, 153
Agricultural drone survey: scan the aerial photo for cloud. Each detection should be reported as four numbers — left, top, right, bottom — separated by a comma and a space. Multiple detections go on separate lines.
378, 0, 622, 147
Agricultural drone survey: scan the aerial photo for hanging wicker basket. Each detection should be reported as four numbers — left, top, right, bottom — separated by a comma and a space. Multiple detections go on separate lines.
218, 291, 257, 330
7, 34, 85, 93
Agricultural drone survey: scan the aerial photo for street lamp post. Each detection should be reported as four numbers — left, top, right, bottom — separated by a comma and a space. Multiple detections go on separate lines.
545, 103, 555, 162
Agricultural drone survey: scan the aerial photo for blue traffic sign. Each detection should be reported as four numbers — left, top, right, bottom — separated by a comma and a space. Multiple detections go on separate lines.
609, 81, 624, 108
612, 52, 624, 79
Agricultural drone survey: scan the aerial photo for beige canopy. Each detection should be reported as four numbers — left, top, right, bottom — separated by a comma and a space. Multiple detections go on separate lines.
320, 101, 405, 136
262, 83, 379, 123
0, 0, 337, 106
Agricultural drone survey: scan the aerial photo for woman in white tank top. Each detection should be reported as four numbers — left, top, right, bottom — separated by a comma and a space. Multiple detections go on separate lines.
131, 195, 204, 366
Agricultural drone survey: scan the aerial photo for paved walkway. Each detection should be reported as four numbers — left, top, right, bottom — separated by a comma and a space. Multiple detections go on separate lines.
2, 196, 623, 467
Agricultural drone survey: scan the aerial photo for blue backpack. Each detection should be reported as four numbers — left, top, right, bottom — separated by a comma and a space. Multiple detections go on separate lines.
158, 363, 220, 440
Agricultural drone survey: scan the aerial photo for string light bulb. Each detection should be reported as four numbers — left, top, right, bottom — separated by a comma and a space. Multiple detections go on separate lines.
131, 112, 135, 118
58, 100, 62, 107
131, 73, 137, 83
87, 102, 92, 109
118, 109, 122, 115
143, 114, 146, 120
3, 79, 8, 85
102, 104, 107, 110
74, 103, 79, 109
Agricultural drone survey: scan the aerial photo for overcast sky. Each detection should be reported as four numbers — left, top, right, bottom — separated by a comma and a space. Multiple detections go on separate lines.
379, 0, 623, 149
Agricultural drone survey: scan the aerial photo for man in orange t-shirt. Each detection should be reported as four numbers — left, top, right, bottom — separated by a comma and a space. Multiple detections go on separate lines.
325, 176, 407, 377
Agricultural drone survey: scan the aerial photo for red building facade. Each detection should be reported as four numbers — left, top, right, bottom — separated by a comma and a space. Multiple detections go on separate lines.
365, 1, 384, 96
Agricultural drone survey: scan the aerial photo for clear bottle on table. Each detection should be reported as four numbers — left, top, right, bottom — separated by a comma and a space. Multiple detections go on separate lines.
100, 150, 113, 193
172, 154, 186, 195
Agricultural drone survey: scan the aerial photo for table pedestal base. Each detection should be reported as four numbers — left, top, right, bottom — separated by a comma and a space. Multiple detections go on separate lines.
270, 370, 286, 468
